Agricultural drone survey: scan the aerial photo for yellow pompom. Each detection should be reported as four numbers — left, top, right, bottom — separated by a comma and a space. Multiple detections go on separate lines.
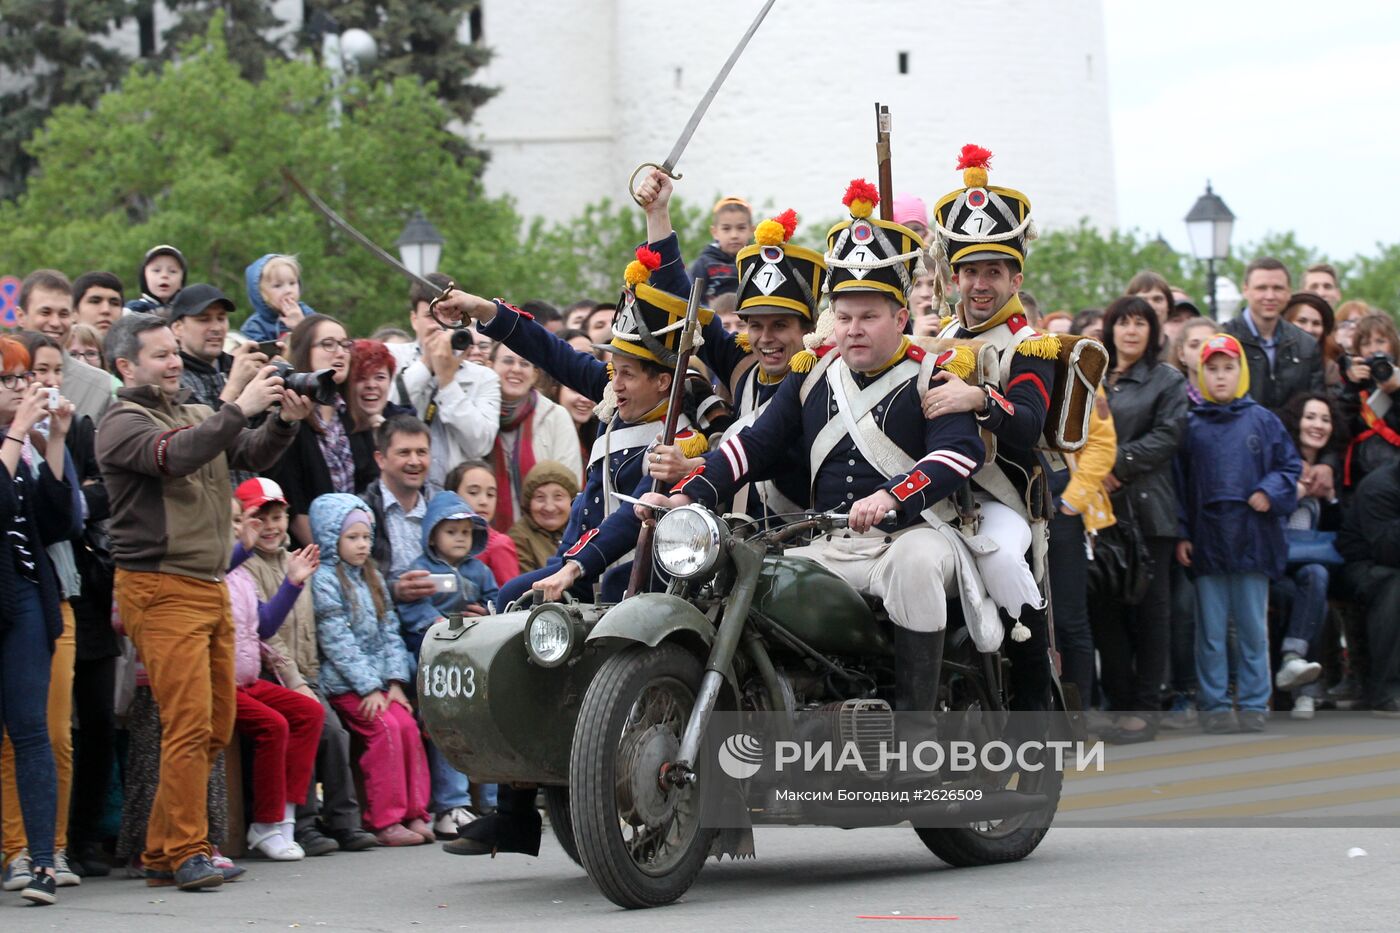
676, 431, 709, 459
1015, 334, 1062, 360
754, 219, 786, 247
963, 167, 988, 188
624, 260, 650, 287
735, 331, 751, 353
937, 345, 977, 381
848, 198, 875, 220
789, 349, 816, 373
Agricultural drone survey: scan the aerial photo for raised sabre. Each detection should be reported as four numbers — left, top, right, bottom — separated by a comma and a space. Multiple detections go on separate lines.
280, 167, 464, 330
627, 0, 778, 205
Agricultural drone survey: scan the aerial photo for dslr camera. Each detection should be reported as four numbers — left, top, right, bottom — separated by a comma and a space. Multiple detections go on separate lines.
450, 327, 476, 352
1343, 352, 1395, 386
269, 361, 341, 406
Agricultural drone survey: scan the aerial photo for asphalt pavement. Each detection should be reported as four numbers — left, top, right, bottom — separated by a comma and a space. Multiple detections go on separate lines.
2, 822, 1393, 931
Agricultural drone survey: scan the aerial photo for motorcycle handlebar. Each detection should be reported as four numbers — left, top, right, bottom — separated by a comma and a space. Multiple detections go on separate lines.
763, 510, 898, 544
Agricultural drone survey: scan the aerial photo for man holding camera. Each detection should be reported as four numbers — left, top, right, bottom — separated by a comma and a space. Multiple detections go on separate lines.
389, 274, 500, 487
1222, 258, 1323, 416
170, 283, 277, 413
97, 312, 312, 890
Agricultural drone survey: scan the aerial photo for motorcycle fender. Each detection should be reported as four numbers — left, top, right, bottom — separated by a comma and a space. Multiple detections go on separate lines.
585, 592, 715, 651
586, 593, 738, 691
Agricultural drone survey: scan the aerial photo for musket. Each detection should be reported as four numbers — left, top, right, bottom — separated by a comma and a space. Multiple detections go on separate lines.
626, 276, 706, 598
875, 103, 893, 221
279, 167, 464, 331
628, 0, 778, 204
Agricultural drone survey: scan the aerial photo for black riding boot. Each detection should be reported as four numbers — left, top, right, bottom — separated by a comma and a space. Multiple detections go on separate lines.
894, 627, 945, 744
442, 785, 542, 857
1004, 605, 1053, 712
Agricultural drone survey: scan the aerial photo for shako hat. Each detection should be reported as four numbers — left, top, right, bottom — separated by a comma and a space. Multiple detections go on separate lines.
735, 209, 826, 322
825, 179, 926, 304
932, 144, 1035, 271
604, 246, 715, 367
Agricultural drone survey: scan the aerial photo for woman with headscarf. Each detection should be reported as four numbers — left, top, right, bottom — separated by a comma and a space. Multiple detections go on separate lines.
507, 461, 580, 573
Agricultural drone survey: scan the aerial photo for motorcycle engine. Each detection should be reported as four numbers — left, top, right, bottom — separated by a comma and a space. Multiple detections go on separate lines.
819, 699, 895, 780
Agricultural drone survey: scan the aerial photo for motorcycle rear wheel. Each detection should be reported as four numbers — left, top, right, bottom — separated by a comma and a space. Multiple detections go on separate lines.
570, 643, 717, 909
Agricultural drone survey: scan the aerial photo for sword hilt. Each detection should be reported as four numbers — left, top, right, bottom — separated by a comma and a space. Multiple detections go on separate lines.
426, 281, 465, 331
629, 162, 684, 207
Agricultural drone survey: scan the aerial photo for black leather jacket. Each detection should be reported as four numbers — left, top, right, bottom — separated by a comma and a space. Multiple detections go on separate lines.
1106, 360, 1188, 539
1221, 312, 1324, 413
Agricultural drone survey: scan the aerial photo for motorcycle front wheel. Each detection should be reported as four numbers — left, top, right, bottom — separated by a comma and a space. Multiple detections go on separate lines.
542, 786, 582, 867
570, 643, 717, 909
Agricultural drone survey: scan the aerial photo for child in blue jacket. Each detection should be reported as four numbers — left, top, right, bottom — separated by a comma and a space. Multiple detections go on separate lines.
1175, 334, 1301, 733
396, 492, 496, 659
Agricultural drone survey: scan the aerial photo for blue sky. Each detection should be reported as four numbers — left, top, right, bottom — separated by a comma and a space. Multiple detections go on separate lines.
1104, 0, 1400, 261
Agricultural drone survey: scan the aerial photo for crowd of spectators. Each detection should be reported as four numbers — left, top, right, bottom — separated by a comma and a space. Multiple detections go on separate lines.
0, 216, 1396, 905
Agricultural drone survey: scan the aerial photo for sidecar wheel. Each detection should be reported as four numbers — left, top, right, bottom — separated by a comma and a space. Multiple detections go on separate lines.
542, 786, 582, 867
570, 643, 716, 909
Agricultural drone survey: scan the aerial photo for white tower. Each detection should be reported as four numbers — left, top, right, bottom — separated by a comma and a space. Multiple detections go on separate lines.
472, 0, 1115, 234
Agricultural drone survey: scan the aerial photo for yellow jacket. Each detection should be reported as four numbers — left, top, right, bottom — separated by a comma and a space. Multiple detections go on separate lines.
1061, 388, 1117, 533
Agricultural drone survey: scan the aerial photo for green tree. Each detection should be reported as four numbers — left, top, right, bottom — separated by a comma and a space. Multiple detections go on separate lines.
1344, 243, 1400, 314
303, 0, 494, 163
0, 0, 135, 197
161, 0, 290, 81
0, 16, 533, 337
1022, 221, 1195, 313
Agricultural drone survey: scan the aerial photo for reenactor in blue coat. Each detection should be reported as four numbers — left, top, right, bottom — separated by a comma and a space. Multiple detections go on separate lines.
923, 144, 1064, 709
436, 249, 711, 609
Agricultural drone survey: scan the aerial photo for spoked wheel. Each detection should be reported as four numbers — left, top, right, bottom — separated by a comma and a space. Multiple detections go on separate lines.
570, 644, 717, 909
542, 786, 582, 867
914, 633, 1063, 866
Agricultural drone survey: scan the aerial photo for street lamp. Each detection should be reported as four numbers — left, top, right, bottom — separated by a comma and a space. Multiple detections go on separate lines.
1184, 181, 1235, 319
397, 210, 445, 277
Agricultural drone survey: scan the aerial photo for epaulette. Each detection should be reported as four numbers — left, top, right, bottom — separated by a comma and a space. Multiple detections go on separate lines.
674, 428, 709, 459
1015, 333, 1062, 360
905, 343, 926, 363
931, 345, 976, 380
735, 331, 752, 353
938, 315, 956, 332
789, 343, 836, 374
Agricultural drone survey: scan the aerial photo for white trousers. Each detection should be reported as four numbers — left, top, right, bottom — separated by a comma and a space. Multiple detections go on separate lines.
785, 527, 959, 633
973, 499, 1044, 620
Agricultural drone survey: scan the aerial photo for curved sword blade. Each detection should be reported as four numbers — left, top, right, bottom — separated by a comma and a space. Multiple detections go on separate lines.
280, 167, 444, 296
661, 0, 778, 173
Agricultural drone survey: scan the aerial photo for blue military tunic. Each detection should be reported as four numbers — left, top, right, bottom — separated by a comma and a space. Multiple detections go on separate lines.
675, 343, 985, 528
479, 301, 675, 604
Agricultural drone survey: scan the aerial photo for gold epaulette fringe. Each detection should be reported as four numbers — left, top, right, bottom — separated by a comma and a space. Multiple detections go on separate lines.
1016, 333, 1062, 360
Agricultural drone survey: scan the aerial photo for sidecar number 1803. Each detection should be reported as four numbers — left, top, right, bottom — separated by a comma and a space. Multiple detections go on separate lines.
422, 662, 476, 700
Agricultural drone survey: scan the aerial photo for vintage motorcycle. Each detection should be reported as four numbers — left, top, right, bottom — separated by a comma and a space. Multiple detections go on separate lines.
418, 505, 1071, 910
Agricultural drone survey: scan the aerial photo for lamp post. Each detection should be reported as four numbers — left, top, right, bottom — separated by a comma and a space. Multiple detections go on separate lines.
1184, 181, 1236, 319
310, 12, 378, 126
396, 210, 445, 277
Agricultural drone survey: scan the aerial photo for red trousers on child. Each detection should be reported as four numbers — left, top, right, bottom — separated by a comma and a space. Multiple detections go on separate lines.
235, 680, 325, 824
328, 694, 430, 831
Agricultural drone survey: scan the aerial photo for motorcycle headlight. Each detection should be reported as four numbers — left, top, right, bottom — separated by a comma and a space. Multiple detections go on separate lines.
654, 505, 726, 579
524, 604, 577, 668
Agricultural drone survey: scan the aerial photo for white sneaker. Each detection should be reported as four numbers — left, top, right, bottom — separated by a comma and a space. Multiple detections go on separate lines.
1275, 655, 1322, 691
246, 823, 305, 861
2, 849, 32, 891
52, 850, 81, 887
1291, 695, 1317, 720
433, 807, 478, 840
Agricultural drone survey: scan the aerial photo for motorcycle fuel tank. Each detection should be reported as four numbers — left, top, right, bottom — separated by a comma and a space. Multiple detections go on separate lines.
752, 555, 893, 657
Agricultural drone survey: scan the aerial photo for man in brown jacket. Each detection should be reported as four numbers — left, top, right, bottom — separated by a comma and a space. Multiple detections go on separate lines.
97, 312, 311, 890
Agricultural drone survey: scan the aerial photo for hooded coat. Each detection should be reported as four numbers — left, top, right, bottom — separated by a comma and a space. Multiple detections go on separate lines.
308, 493, 413, 697
240, 254, 318, 342
1175, 396, 1301, 579
396, 492, 495, 656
